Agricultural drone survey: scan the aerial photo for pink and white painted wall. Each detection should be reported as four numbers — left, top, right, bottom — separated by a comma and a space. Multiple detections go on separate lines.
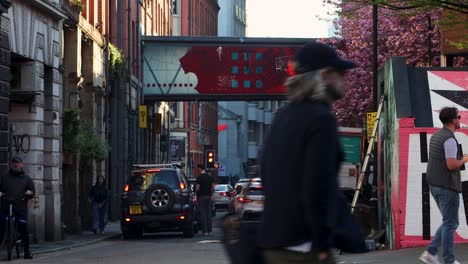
380, 58, 468, 249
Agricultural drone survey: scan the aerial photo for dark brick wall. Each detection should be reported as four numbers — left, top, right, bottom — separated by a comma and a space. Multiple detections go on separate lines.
0, 28, 10, 173
0, 1, 11, 14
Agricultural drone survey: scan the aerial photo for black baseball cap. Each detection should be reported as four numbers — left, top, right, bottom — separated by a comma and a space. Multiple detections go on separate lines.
294, 41, 356, 73
11, 155, 23, 163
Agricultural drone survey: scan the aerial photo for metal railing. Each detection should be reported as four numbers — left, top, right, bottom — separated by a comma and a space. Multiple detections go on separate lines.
132, 162, 183, 169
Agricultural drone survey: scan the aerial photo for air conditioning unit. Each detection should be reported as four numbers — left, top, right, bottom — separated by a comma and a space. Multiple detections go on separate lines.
12, 61, 44, 92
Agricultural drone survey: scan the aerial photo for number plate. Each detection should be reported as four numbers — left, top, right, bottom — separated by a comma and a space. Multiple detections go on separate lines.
129, 205, 142, 215
253, 201, 264, 205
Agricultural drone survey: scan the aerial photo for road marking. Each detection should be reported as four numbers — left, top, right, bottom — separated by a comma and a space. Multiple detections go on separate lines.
197, 240, 221, 244
338, 261, 385, 264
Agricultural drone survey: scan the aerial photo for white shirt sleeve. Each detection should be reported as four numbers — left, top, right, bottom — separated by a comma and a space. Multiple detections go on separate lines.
444, 138, 458, 159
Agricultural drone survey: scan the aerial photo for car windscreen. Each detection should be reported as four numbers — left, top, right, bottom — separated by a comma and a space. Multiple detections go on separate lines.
129, 171, 179, 190
215, 185, 228, 192
247, 187, 264, 196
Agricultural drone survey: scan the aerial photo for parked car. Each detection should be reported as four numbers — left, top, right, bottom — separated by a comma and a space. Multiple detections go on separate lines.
232, 180, 264, 220
213, 184, 233, 209
120, 165, 197, 239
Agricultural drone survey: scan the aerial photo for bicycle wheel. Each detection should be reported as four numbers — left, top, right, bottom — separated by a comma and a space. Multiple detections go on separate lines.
6, 218, 16, 261
15, 237, 22, 258
15, 221, 23, 259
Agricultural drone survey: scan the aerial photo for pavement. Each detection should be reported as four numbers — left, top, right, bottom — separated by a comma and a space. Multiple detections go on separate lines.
30, 221, 121, 255
338, 244, 468, 263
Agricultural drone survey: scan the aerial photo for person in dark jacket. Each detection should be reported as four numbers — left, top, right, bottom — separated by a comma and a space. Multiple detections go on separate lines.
419, 107, 468, 264
89, 175, 109, 234
0, 155, 35, 259
258, 41, 356, 264
196, 164, 214, 236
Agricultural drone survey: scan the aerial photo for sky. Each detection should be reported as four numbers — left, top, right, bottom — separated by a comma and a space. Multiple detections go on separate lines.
246, 0, 336, 38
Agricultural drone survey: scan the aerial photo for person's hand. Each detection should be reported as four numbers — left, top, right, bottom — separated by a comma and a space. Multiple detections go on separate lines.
318, 252, 328, 261
0, 192, 3, 197
98, 203, 104, 208
463, 154, 468, 163
25, 190, 33, 196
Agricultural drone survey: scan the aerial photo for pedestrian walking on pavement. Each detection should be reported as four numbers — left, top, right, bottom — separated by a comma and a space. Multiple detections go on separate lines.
419, 107, 468, 264
89, 175, 109, 235
196, 164, 214, 236
258, 41, 363, 264
0, 155, 35, 259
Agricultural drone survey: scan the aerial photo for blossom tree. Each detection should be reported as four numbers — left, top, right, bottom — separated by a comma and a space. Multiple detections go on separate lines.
319, 0, 467, 127
321, 4, 447, 127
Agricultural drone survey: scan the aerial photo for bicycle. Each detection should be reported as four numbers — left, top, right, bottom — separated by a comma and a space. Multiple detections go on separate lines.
1, 197, 24, 261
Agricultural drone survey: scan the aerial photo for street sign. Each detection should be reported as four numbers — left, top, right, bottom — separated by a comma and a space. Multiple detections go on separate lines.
139, 105, 147, 128
367, 112, 377, 142
218, 164, 226, 176
339, 136, 361, 164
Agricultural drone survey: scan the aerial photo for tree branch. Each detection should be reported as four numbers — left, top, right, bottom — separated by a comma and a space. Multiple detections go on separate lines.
345, 0, 468, 14
435, 0, 468, 11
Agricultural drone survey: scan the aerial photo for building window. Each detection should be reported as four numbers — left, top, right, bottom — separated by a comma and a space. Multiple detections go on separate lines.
248, 121, 256, 142
265, 101, 272, 111
231, 80, 238, 88
256, 80, 262, 88
171, 102, 178, 118
172, 0, 177, 14
243, 80, 251, 88
232, 66, 238, 74
256, 122, 262, 143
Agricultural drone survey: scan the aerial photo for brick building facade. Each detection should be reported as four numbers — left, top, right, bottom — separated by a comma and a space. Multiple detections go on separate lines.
179, 0, 219, 177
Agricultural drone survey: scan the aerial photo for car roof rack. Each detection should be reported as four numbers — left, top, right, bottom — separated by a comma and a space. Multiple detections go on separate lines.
132, 162, 183, 169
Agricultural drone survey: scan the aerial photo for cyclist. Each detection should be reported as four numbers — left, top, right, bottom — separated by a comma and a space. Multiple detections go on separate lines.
0, 155, 35, 259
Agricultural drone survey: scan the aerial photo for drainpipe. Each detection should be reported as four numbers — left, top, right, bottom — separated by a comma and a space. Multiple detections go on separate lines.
137, 0, 142, 163
188, 0, 191, 36
127, 0, 133, 169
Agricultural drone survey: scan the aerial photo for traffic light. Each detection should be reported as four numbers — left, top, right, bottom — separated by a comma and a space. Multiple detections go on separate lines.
205, 149, 215, 169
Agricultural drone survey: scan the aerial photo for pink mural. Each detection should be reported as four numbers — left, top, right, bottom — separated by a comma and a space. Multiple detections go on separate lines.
395, 119, 468, 248
389, 70, 468, 249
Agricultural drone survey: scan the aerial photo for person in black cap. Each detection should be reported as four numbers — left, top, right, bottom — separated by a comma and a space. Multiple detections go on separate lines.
258, 41, 362, 263
0, 155, 35, 259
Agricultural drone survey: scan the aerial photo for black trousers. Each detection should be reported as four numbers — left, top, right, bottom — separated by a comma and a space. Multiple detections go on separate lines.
198, 196, 213, 234
0, 219, 30, 253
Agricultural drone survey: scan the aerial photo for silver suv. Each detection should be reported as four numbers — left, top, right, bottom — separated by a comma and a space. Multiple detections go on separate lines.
232, 179, 264, 220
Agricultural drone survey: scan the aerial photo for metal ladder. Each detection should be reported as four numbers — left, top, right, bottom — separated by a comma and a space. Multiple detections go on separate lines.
351, 96, 385, 213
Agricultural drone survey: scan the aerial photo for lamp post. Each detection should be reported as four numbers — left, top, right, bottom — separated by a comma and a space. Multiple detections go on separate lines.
372, 3, 378, 110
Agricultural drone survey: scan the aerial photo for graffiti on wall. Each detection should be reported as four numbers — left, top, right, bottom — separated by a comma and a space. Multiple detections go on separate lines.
10, 134, 31, 154
428, 71, 468, 128
398, 128, 468, 248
